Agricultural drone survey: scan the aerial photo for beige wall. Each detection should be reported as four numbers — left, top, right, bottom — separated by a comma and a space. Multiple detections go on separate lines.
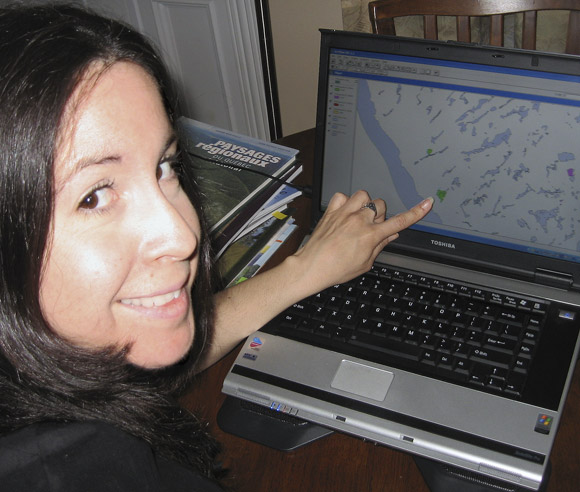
269, 0, 343, 136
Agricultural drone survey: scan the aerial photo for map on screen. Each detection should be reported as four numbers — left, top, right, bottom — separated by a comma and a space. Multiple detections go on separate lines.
350, 78, 580, 254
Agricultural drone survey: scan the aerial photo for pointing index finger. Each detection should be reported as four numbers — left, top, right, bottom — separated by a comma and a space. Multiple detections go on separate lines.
380, 197, 434, 237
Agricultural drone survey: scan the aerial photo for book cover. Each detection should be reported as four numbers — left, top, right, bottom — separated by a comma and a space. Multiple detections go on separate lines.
218, 208, 294, 286
177, 117, 299, 232
238, 181, 302, 237
227, 219, 297, 287
211, 173, 294, 257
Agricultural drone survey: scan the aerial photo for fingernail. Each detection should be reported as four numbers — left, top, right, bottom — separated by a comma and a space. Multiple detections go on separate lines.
421, 197, 434, 210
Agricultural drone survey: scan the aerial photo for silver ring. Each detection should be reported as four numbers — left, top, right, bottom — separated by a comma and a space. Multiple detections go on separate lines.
361, 202, 378, 217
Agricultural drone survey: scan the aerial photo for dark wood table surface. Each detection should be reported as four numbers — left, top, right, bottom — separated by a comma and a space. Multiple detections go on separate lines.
181, 128, 580, 491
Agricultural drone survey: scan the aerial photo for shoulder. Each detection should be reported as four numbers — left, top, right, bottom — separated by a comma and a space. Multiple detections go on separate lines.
0, 421, 223, 492
0, 421, 158, 491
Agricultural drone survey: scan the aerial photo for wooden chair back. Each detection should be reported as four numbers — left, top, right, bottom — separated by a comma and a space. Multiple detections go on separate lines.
368, 0, 580, 54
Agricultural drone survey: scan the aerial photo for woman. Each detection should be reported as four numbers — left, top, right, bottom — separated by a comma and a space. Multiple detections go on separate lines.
0, 3, 433, 491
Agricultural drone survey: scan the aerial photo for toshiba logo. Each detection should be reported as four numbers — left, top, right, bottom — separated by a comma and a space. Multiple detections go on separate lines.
431, 240, 456, 249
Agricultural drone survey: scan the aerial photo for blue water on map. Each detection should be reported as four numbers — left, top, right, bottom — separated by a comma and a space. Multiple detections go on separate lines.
357, 80, 442, 223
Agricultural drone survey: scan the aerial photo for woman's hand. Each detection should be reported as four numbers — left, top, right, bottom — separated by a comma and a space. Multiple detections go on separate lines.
206, 190, 432, 370
288, 190, 433, 296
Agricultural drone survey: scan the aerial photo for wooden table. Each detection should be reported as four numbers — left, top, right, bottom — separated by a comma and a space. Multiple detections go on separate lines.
181, 128, 580, 491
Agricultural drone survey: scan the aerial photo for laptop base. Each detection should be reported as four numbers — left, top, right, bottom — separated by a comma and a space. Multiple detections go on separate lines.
413, 455, 551, 492
216, 396, 333, 451
218, 396, 551, 491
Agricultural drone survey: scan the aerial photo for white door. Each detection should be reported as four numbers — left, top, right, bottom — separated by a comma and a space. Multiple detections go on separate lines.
0, 0, 272, 140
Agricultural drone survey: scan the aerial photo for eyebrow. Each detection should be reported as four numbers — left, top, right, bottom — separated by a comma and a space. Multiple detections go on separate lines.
56, 129, 178, 193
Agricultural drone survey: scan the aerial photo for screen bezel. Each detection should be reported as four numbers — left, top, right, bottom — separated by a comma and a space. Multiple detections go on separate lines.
313, 30, 580, 290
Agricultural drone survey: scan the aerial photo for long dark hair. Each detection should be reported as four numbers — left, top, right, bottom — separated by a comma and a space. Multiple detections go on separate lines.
0, 2, 220, 478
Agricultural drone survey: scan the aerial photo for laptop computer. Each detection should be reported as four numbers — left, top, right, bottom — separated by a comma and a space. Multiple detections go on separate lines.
221, 29, 580, 490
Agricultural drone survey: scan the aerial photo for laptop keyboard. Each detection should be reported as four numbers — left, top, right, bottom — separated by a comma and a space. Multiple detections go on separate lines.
263, 265, 548, 400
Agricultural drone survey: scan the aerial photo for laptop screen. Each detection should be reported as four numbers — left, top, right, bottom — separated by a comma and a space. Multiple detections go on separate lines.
315, 31, 580, 278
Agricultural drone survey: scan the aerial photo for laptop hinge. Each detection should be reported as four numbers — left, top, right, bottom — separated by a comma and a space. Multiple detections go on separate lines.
534, 268, 573, 289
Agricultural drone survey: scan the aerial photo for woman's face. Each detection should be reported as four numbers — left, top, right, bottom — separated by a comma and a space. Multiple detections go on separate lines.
40, 62, 201, 368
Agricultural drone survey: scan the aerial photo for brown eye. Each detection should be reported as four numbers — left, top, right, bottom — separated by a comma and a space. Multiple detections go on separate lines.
157, 160, 178, 181
78, 181, 114, 212
80, 192, 99, 209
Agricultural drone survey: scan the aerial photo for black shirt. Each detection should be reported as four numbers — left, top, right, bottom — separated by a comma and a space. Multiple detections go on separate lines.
0, 421, 223, 491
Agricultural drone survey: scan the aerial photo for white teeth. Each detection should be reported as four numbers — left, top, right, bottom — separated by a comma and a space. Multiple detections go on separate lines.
121, 289, 180, 308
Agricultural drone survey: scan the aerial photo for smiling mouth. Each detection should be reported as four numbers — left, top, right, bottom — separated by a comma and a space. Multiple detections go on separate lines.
120, 289, 182, 308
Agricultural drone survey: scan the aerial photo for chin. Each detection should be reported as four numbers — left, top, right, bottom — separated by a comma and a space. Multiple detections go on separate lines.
128, 330, 194, 369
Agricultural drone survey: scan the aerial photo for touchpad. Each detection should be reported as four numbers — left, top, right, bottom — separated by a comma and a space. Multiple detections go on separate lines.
331, 360, 394, 402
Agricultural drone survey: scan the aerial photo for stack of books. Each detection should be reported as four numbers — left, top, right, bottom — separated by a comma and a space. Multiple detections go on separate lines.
178, 117, 302, 287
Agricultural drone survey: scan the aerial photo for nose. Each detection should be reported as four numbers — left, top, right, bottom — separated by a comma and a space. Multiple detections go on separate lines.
136, 188, 199, 264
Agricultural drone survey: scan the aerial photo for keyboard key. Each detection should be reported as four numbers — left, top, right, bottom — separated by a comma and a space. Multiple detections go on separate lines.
471, 288, 486, 300
333, 326, 352, 342
503, 295, 519, 308
387, 324, 404, 341
464, 301, 481, 315
420, 334, 437, 350
310, 321, 332, 338
453, 342, 470, 358
490, 293, 504, 304
417, 290, 436, 304
280, 313, 300, 330
402, 314, 419, 328
502, 324, 523, 340
344, 285, 358, 300
421, 350, 437, 366
470, 347, 512, 368
357, 317, 372, 333
349, 332, 422, 361
369, 306, 387, 321
489, 366, 508, 379
386, 297, 404, 309
437, 353, 453, 368
326, 310, 345, 326
482, 319, 502, 334
444, 282, 458, 293
309, 292, 326, 306
451, 312, 469, 326
342, 313, 358, 330
418, 317, 435, 332
469, 365, 487, 386
467, 317, 485, 330
312, 306, 328, 321
516, 298, 532, 311
518, 343, 535, 358
505, 372, 527, 395
523, 329, 540, 344
532, 302, 547, 314
487, 376, 505, 391
454, 357, 470, 374
326, 295, 342, 310
431, 279, 445, 291
450, 326, 467, 341
466, 330, 484, 346
433, 322, 452, 337
405, 329, 421, 345
436, 338, 455, 353
458, 285, 473, 297
483, 335, 517, 353
514, 357, 530, 373
497, 309, 525, 326
481, 304, 499, 318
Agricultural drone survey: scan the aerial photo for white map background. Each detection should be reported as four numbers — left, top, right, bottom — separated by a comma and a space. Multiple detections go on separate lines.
352, 78, 580, 253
